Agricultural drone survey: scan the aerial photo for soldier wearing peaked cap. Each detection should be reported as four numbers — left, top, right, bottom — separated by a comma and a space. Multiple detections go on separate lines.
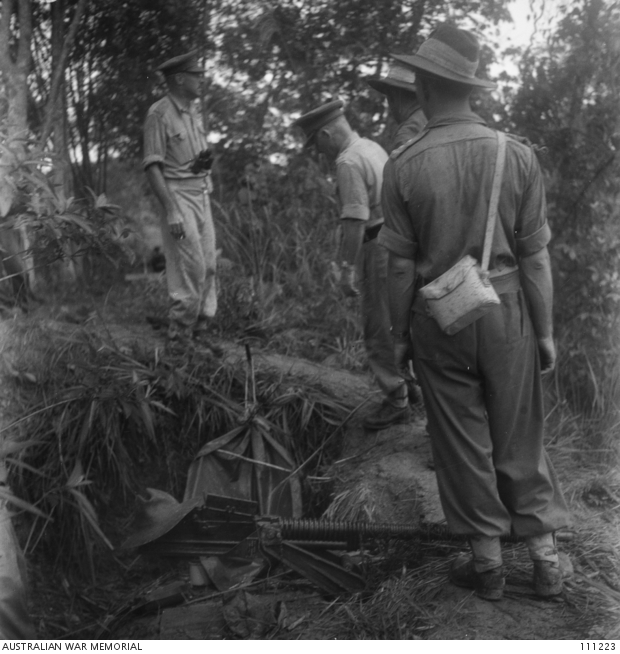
365, 58, 426, 153
156, 50, 206, 76
379, 24, 571, 600
294, 100, 345, 148
143, 50, 222, 357
293, 101, 420, 430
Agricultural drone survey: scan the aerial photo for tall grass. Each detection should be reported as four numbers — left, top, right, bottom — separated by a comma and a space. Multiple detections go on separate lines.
210, 157, 365, 368
1, 318, 349, 579
550, 307, 620, 467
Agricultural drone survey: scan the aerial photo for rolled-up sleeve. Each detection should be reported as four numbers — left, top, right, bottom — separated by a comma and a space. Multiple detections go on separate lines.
143, 112, 166, 170
379, 158, 417, 259
516, 223, 551, 257
336, 162, 369, 221
515, 151, 551, 257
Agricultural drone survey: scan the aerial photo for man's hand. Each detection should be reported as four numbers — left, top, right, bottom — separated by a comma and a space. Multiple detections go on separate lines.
340, 263, 360, 297
538, 335, 556, 374
145, 165, 186, 241
393, 337, 412, 370
169, 221, 186, 241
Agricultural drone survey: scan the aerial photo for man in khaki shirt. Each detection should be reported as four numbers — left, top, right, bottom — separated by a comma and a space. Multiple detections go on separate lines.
143, 50, 220, 355
293, 101, 414, 430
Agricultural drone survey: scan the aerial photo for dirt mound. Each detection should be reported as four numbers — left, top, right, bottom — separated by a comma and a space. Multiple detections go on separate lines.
323, 420, 443, 526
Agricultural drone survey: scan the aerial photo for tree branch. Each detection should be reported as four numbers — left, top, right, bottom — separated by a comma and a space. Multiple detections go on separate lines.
39, 0, 87, 146
16, 0, 33, 74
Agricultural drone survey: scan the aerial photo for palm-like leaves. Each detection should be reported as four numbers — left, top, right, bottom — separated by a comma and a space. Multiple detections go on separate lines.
2, 322, 349, 578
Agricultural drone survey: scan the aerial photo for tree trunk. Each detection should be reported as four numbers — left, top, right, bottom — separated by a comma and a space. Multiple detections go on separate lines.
50, 0, 78, 287
0, 3, 36, 632
0, 0, 35, 296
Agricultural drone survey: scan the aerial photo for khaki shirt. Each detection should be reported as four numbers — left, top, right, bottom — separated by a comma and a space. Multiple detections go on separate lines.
379, 111, 550, 281
336, 133, 387, 229
143, 95, 209, 181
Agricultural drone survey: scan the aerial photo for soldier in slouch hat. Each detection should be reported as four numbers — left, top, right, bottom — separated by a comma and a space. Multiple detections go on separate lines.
365, 57, 426, 152
379, 24, 571, 600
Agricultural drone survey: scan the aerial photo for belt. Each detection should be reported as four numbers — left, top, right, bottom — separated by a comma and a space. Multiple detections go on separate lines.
166, 177, 209, 193
488, 267, 520, 294
363, 224, 382, 243
413, 267, 520, 314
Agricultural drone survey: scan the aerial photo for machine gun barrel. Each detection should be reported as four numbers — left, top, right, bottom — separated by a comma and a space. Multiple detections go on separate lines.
277, 517, 421, 544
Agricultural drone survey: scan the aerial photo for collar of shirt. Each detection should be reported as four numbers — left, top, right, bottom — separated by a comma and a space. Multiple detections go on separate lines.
337, 131, 361, 161
168, 93, 193, 115
424, 110, 486, 130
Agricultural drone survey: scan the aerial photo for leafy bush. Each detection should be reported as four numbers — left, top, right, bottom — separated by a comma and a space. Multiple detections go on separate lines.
0, 126, 133, 298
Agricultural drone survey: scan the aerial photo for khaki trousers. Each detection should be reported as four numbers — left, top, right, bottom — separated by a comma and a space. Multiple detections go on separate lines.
411, 290, 570, 537
161, 181, 217, 339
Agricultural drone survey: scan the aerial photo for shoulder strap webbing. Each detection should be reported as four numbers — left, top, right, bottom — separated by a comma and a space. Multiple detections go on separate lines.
481, 131, 507, 273
390, 128, 430, 159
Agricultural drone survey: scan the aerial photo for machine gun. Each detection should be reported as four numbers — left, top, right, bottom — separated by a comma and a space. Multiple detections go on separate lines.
128, 493, 468, 595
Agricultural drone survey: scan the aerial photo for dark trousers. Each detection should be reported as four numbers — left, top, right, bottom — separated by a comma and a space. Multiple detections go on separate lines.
411, 290, 571, 538
360, 239, 406, 400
